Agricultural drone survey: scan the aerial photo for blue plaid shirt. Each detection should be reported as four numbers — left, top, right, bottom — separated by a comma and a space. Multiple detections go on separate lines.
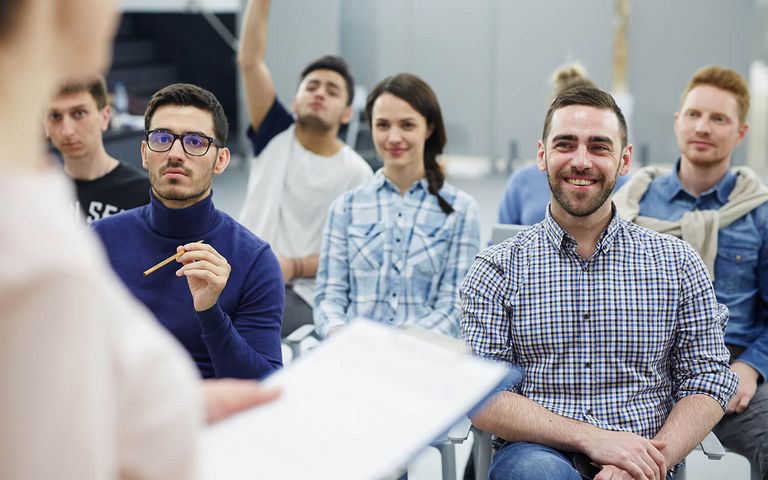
315, 170, 480, 337
460, 207, 737, 439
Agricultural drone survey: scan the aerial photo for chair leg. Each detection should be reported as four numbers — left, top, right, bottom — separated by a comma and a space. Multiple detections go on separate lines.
435, 442, 457, 480
472, 429, 492, 480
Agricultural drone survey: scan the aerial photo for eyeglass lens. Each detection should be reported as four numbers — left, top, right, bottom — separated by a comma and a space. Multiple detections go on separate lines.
147, 130, 211, 156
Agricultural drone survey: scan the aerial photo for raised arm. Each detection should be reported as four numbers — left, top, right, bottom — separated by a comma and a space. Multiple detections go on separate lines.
238, 0, 276, 130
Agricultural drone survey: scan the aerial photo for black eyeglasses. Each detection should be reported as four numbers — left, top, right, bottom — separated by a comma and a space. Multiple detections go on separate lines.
144, 129, 221, 156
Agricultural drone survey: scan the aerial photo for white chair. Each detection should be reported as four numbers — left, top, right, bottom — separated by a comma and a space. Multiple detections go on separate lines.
490, 223, 528, 245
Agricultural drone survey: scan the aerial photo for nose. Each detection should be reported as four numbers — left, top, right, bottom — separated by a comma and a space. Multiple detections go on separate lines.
387, 127, 403, 143
571, 144, 591, 169
61, 116, 76, 136
694, 116, 711, 135
167, 137, 187, 159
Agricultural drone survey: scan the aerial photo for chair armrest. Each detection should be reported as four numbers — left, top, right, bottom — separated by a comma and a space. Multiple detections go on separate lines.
285, 324, 319, 344
699, 431, 726, 460
446, 417, 472, 443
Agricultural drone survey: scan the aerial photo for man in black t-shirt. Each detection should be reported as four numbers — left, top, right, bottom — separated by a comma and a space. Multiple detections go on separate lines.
45, 75, 149, 223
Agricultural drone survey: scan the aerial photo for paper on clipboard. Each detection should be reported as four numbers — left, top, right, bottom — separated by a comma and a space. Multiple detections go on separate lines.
201, 319, 520, 480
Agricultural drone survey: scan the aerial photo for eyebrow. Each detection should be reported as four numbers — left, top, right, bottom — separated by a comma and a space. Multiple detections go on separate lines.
550, 134, 614, 145
588, 136, 614, 145
307, 78, 341, 90
47, 104, 89, 113
551, 134, 578, 143
151, 128, 212, 137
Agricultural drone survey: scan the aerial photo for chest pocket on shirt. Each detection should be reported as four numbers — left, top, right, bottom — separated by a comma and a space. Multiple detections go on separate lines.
410, 225, 452, 276
348, 224, 385, 270
716, 245, 758, 294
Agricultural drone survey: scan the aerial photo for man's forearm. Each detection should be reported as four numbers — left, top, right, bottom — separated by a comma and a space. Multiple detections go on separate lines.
237, 0, 270, 67
652, 393, 724, 466
473, 390, 670, 478
472, 391, 593, 453
237, 0, 275, 130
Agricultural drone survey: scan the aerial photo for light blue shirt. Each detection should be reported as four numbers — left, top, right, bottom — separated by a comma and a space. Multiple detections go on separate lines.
314, 170, 480, 337
635, 159, 768, 380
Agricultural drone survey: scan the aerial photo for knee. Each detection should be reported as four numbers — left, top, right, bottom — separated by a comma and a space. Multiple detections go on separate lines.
489, 443, 580, 480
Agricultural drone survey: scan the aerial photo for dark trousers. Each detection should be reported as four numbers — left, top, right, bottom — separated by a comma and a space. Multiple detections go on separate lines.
281, 285, 314, 338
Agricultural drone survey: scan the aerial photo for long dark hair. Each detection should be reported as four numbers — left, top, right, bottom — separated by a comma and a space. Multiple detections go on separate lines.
365, 73, 453, 214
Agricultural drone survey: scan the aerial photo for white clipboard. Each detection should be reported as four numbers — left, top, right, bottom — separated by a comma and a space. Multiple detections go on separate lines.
202, 319, 521, 480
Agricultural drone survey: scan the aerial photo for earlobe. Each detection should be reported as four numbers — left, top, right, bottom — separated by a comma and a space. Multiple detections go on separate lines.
213, 148, 231, 175
738, 122, 749, 141
340, 106, 353, 125
620, 144, 633, 175
101, 106, 112, 132
536, 141, 547, 172
140, 142, 149, 170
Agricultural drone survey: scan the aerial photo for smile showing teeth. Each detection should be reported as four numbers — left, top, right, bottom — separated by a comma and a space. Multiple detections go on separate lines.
567, 178, 595, 186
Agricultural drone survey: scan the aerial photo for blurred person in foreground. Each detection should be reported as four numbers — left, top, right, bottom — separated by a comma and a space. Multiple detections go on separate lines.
0, 1, 276, 478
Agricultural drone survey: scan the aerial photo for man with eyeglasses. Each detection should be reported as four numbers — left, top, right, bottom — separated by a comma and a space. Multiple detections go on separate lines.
92, 83, 285, 380
45, 75, 150, 223
237, 0, 373, 338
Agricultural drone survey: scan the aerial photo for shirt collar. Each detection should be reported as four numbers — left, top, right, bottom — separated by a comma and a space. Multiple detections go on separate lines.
374, 169, 430, 195
659, 158, 736, 204
543, 203, 622, 256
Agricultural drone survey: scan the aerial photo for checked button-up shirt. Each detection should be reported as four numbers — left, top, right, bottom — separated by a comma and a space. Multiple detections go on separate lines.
460, 206, 738, 439
315, 170, 480, 338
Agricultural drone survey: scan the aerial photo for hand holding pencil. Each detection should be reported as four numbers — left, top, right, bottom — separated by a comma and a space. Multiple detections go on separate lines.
142, 240, 205, 276
174, 241, 232, 312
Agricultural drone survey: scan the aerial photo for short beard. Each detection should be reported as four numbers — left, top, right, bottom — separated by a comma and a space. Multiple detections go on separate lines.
296, 113, 333, 133
545, 156, 620, 218
150, 160, 214, 206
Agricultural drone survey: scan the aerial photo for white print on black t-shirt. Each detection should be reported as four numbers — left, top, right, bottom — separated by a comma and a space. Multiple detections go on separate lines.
86, 201, 122, 224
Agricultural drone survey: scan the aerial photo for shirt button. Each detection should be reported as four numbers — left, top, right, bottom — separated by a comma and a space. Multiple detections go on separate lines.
585, 361, 591, 368
582, 266, 588, 272
392, 292, 397, 297
735, 255, 742, 262
398, 213, 403, 217
583, 313, 590, 320
396, 238, 401, 243
586, 408, 593, 416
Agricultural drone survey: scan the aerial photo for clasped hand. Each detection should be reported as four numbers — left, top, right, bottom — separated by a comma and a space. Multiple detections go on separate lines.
585, 431, 667, 480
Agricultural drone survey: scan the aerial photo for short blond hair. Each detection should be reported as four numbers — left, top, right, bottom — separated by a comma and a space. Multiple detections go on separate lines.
550, 62, 597, 101
681, 66, 750, 124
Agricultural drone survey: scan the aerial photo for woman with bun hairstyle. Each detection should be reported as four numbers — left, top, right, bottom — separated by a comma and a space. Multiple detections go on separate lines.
314, 73, 480, 337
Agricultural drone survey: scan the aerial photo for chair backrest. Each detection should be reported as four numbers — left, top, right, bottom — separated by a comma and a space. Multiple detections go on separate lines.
491, 223, 528, 245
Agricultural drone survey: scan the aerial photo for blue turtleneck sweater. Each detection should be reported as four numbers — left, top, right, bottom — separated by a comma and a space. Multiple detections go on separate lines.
92, 192, 283, 379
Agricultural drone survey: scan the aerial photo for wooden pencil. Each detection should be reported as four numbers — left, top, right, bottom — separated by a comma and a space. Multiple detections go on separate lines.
143, 240, 204, 276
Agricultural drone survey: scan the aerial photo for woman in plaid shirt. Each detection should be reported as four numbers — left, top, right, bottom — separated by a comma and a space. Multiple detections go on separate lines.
314, 73, 480, 338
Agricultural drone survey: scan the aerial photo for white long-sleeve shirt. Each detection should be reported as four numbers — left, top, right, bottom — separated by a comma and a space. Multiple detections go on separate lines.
0, 169, 203, 479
